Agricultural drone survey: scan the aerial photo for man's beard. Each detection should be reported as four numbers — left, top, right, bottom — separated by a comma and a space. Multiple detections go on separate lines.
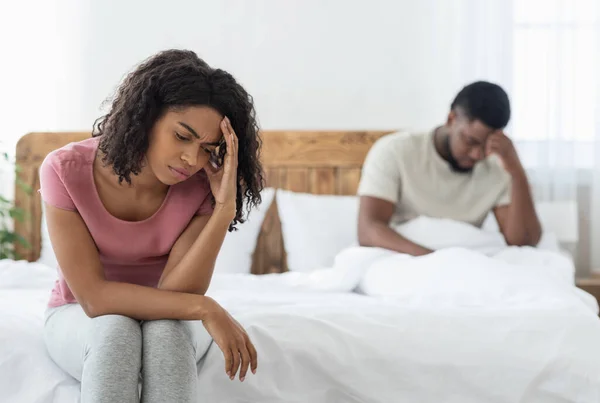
444, 135, 473, 174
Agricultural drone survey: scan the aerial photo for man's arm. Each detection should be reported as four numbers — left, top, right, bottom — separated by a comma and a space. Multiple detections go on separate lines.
493, 170, 541, 246
487, 132, 542, 246
358, 196, 432, 256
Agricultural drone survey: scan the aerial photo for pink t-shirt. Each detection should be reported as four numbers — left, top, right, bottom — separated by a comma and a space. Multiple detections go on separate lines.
39, 137, 214, 308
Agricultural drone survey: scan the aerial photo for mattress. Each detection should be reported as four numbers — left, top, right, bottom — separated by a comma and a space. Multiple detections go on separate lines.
2, 260, 600, 403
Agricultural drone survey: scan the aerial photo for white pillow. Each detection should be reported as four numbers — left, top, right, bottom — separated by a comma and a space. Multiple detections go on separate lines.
276, 189, 359, 272
214, 188, 275, 273
38, 188, 276, 274
38, 199, 58, 269
481, 201, 578, 253
393, 216, 507, 255
482, 201, 578, 244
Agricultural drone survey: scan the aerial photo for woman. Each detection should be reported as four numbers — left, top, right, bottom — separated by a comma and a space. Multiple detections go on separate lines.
40, 49, 264, 402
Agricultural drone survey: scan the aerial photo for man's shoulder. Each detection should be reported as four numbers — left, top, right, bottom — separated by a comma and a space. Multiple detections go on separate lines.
370, 130, 430, 155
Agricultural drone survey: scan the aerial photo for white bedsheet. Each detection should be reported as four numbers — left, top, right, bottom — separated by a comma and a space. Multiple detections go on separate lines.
2, 260, 600, 403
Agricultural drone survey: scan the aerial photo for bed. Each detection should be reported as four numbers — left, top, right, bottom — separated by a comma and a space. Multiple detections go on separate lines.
3, 131, 600, 403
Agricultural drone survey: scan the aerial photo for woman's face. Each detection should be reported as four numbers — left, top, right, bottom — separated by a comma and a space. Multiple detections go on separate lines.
146, 106, 224, 185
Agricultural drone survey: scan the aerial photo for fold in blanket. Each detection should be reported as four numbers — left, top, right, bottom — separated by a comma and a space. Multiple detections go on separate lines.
328, 216, 596, 313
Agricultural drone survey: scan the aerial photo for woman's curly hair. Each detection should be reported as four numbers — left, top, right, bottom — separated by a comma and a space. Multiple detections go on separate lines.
92, 49, 264, 231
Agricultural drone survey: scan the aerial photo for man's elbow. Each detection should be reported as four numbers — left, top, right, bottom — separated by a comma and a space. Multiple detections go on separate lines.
358, 229, 369, 247
358, 221, 378, 247
505, 229, 542, 247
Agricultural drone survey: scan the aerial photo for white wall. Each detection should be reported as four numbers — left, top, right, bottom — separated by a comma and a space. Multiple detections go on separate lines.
0, 0, 511, 201
72, 0, 511, 133
0, 0, 86, 203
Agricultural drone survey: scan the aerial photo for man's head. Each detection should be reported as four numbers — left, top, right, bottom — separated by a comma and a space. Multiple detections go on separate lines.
444, 81, 511, 172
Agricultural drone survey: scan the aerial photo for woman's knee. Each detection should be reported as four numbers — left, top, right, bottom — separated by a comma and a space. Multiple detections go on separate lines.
85, 315, 142, 361
142, 320, 195, 354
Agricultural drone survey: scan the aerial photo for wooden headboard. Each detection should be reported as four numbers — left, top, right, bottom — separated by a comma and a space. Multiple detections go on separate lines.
14, 130, 394, 273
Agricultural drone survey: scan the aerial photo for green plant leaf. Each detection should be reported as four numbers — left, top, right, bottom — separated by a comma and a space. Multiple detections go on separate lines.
16, 179, 32, 194
0, 230, 16, 243
0, 154, 31, 256
9, 208, 25, 223
15, 233, 30, 248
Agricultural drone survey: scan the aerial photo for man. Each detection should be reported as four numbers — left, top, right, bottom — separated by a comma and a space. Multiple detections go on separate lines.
357, 81, 541, 255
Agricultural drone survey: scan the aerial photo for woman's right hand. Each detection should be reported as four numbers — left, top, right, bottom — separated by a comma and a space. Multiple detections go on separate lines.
201, 296, 257, 381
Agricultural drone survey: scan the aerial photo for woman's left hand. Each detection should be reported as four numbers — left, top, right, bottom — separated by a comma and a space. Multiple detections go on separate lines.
205, 117, 238, 216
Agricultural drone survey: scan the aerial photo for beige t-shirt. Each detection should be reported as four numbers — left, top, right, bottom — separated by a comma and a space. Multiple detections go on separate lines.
357, 130, 511, 228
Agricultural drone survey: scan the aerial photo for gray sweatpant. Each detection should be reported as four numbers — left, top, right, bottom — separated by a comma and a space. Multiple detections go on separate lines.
44, 304, 213, 403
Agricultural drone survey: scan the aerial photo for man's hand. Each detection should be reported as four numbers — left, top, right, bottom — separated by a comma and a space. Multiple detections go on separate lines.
488, 131, 542, 247
358, 196, 434, 256
485, 131, 523, 176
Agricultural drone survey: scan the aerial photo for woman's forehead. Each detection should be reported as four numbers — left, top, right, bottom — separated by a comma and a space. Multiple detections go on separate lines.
165, 106, 223, 140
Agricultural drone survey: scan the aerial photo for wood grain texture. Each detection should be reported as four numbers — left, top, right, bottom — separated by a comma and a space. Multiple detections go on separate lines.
14, 132, 91, 261
309, 168, 336, 194
337, 168, 362, 195
14, 130, 394, 272
285, 168, 309, 193
261, 131, 392, 167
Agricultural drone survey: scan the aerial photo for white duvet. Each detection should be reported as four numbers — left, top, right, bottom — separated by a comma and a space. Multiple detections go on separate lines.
2, 217, 600, 403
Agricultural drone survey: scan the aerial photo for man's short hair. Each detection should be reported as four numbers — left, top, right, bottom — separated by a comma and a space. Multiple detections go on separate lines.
450, 81, 511, 130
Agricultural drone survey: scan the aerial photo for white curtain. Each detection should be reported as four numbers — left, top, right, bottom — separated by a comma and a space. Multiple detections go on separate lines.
510, 0, 600, 275
592, 3, 600, 275
446, 0, 600, 275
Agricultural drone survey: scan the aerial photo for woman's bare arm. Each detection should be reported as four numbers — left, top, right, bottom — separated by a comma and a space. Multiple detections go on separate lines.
45, 204, 218, 320
47, 202, 258, 377
157, 205, 233, 294
158, 115, 241, 294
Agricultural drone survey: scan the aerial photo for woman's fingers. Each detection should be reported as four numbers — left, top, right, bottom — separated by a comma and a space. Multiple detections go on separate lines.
225, 117, 239, 165
221, 119, 233, 151
247, 337, 258, 374
222, 345, 233, 379
230, 342, 241, 380
220, 119, 234, 173
230, 316, 257, 376
238, 344, 251, 381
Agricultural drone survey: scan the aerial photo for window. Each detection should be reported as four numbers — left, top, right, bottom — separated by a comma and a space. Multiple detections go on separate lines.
512, 0, 598, 168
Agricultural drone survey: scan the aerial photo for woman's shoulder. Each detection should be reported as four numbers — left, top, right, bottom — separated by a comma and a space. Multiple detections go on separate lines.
39, 137, 98, 211
42, 137, 98, 177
